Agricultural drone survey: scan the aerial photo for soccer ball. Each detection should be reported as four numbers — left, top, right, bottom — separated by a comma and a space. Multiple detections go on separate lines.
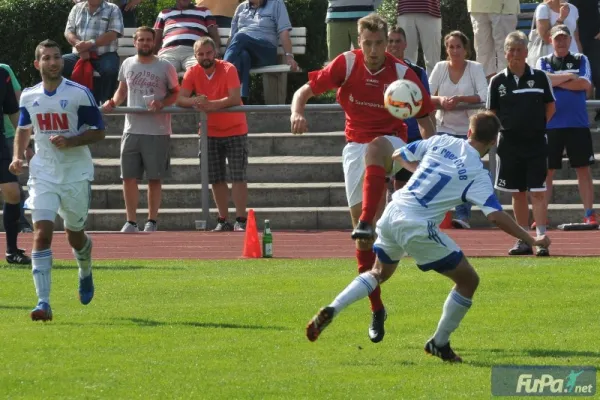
384, 79, 423, 120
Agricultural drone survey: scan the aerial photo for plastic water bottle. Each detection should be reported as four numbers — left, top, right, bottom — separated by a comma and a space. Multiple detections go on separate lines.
262, 220, 273, 258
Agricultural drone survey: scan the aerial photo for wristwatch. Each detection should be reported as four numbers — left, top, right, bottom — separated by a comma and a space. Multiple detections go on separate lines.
285, 52, 294, 58
90, 39, 96, 47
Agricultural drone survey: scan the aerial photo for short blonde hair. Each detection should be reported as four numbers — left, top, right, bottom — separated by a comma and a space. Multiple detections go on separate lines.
194, 37, 216, 52
357, 13, 388, 38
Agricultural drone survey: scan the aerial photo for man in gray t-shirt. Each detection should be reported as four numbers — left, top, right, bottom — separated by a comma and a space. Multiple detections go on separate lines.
101, 26, 180, 233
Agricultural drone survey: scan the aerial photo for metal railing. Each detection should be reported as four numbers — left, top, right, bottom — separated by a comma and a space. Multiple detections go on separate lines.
104, 101, 600, 227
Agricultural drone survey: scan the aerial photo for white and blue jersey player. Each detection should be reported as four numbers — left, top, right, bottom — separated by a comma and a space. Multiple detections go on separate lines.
9, 40, 106, 322
306, 111, 551, 362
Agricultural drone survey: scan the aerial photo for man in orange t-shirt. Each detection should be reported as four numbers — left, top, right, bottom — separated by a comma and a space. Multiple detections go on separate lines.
177, 36, 249, 232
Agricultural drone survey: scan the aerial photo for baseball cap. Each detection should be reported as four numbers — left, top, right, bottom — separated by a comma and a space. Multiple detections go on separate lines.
550, 24, 571, 39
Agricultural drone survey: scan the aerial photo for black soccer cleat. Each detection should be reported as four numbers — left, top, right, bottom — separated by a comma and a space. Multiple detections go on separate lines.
6, 249, 31, 265
351, 220, 374, 240
424, 338, 463, 363
306, 306, 335, 342
368, 307, 387, 343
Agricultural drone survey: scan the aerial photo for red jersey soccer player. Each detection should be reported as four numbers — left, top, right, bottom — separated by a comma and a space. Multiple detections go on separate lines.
290, 13, 435, 343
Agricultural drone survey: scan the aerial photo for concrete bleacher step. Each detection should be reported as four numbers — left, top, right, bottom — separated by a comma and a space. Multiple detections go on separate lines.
11, 179, 586, 210
16, 154, 599, 185
102, 110, 346, 136
80, 183, 347, 209
90, 132, 347, 158
93, 128, 600, 158
10, 203, 595, 231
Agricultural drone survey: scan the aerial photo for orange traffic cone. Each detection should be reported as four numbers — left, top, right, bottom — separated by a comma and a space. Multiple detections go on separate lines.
242, 209, 261, 258
440, 211, 453, 229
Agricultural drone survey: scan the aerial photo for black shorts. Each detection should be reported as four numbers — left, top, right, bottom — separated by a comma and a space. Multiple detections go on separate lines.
495, 138, 547, 193
200, 134, 248, 184
547, 128, 595, 170
0, 140, 18, 184
394, 136, 421, 182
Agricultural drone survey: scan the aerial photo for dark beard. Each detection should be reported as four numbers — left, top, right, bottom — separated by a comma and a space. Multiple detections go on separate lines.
201, 59, 215, 69
137, 48, 153, 57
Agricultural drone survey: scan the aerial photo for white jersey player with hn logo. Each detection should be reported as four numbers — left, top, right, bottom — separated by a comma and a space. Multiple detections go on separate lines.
306, 111, 551, 362
10, 39, 106, 322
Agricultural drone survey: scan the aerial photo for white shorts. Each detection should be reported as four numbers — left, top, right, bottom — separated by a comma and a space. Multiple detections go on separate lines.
25, 178, 91, 231
373, 202, 464, 273
343, 135, 406, 207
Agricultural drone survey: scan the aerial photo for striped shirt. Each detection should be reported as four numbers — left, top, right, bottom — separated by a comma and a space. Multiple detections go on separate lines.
65, 0, 124, 55
326, 0, 382, 22
397, 0, 441, 18
154, 5, 216, 52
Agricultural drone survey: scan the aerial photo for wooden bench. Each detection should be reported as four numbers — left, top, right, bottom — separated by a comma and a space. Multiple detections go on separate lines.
117, 27, 306, 104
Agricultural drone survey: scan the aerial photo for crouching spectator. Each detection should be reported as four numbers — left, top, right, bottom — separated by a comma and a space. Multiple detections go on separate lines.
177, 37, 249, 231
63, 0, 124, 103
101, 27, 180, 232
224, 0, 298, 104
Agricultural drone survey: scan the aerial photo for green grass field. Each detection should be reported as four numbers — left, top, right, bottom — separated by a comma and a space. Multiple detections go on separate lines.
1, 257, 598, 399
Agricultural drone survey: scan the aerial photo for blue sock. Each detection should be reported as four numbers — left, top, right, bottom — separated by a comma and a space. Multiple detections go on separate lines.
585, 209, 594, 218
3, 202, 20, 254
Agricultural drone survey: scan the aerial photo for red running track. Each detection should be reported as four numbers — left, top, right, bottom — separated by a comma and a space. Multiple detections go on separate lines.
1, 229, 598, 260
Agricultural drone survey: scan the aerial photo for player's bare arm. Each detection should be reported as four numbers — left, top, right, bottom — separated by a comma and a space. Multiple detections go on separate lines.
10, 126, 33, 175
51, 129, 106, 149
290, 84, 314, 135
416, 113, 436, 139
487, 211, 551, 249
101, 81, 128, 112
391, 149, 419, 172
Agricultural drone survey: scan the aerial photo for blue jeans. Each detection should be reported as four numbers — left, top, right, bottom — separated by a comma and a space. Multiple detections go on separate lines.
438, 132, 472, 221
223, 33, 277, 98
62, 51, 119, 104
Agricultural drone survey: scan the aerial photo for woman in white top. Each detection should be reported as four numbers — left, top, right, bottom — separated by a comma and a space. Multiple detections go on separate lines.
429, 31, 489, 229
535, 0, 582, 55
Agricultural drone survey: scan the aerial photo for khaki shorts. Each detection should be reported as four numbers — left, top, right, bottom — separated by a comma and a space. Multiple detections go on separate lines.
121, 133, 171, 180
158, 45, 198, 72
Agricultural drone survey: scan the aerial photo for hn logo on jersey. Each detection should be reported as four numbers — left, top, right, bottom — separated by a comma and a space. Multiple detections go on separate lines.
36, 113, 69, 132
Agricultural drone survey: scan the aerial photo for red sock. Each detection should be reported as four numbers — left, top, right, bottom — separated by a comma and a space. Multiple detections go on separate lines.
359, 165, 387, 224
356, 249, 384, 312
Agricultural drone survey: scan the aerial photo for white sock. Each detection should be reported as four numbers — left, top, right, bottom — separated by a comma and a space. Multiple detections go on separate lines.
432, 290, 472, 346
329, 272, 378, 316
32, 249, 53, 304
74, 235, 93, 278
536, 225, 546, 237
